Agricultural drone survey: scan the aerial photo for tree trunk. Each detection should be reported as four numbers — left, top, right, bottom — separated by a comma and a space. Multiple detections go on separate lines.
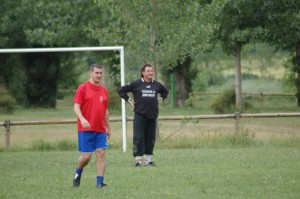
296, 44, 300, 107
173, 55, 192, 107
235, 44, 242, 111
173, 66, 188, 107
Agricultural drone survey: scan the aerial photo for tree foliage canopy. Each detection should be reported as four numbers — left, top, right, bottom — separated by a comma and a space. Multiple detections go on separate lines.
1, 0, 300, 108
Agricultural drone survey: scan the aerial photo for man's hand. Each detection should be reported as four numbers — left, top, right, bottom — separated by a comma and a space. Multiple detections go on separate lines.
80, 118, 90, 129
158, 96, 163, 103
106, 130, 111, 140
128, 98, 135, 108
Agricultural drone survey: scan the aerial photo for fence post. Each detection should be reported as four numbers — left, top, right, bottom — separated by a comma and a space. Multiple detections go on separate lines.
234, 112, 240, 133
260, 92, 264, 108
4, 120, 11, 148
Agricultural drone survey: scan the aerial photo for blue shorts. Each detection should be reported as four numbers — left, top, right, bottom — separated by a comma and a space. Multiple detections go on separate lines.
78, 131, 109, 152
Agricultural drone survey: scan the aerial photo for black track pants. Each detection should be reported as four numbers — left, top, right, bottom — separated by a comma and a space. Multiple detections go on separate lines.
133, 113, 157, 157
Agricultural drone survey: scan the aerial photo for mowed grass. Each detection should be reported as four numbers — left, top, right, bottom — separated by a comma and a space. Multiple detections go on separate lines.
0, 148, 300, 199
1, 76, 300, 198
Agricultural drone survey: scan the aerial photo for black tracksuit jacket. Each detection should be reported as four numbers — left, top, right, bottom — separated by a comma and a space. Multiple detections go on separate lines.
118, 78, 169, 119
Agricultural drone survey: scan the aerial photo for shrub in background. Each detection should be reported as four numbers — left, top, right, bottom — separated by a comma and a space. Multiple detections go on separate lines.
55, 140, 77, 151
0, 88, 16, 114
211, 89, 236, 113
31, 139, 54, 151
31, 139, 78, 151
224, 128, 256, 147
211, 89, 253, 114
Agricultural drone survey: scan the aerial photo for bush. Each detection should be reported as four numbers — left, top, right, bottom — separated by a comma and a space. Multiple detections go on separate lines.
185, 92, 197, 107
211, 89, 253, 114
211, 89, 236, 114
224, 128, 255, 147
55, 140, 77, 151
0, 88, 16, 114
31, 139, 54, 151
31, 139, 78, 151
107, 84, 121, 110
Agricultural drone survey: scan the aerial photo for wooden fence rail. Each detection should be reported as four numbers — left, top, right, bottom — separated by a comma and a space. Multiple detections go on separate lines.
0, 112, 300, 148
1, 112, 300, 148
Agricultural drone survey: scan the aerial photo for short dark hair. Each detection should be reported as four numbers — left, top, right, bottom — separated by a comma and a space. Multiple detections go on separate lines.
140, 63, 154, 78
89, 64, 103, 72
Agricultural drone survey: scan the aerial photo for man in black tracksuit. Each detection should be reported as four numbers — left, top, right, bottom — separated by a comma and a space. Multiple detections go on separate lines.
118, 63, 169, 167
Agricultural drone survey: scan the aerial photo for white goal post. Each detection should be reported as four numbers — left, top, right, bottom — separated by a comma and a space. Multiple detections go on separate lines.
0, 46, 127, 152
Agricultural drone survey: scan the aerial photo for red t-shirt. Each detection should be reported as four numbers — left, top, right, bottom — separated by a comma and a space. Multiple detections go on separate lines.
73, 81, 108, 132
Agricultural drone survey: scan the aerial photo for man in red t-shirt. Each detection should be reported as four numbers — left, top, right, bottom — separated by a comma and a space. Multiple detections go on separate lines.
72, 64, 111, 188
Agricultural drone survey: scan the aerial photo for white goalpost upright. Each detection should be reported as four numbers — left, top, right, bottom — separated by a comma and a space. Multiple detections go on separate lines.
0, 46, 128, 152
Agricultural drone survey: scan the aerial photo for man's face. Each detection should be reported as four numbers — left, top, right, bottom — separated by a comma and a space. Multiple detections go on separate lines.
90, 67, 103, 85
142, 66, 154, 81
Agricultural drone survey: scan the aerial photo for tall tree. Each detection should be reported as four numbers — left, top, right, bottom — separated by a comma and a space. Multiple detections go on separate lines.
0, 1, 99, 107
261, 0, 300, 106
0, 0, 28, 104
86, 0, 213, 106
210, 0, 265, 111
2, 0, 213, 107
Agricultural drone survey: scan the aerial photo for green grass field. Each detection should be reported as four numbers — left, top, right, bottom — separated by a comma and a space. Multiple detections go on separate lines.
1, 148, 300, 199
1, 74, 300, 198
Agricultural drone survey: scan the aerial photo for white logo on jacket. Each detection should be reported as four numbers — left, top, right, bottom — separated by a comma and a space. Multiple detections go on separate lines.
142, 90, 155, 97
